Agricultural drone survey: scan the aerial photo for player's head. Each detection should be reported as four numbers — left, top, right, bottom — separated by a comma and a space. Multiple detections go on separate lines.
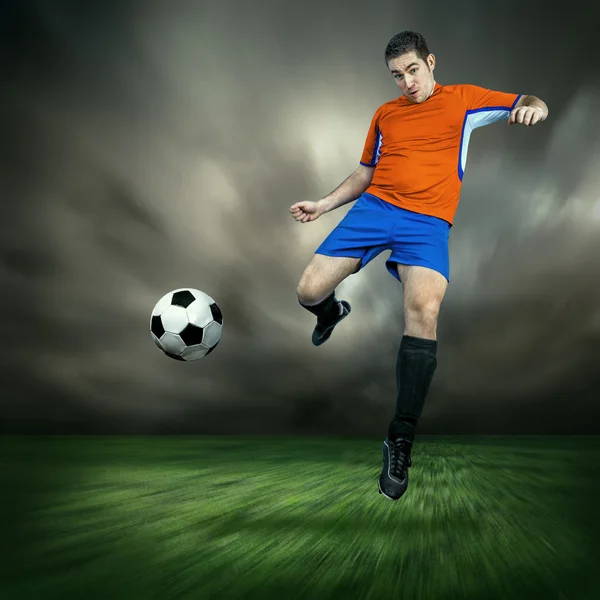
385, 31, 436, 104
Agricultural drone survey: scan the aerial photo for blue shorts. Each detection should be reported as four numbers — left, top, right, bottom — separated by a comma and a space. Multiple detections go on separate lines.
315, 192, 451, 282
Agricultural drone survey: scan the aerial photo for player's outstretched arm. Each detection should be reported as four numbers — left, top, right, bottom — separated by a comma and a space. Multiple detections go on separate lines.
509, 94, 549, 126
289, 164, 375, 223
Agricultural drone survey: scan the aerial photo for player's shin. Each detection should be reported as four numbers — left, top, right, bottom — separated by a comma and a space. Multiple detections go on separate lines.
388, 335, 438, 444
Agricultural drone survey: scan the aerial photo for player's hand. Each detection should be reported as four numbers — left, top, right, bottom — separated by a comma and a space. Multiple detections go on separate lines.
508, 105, 545, 126
289, 200, 324, 223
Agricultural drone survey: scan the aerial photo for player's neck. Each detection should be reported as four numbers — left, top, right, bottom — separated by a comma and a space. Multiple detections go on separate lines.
426, 81, 437, 99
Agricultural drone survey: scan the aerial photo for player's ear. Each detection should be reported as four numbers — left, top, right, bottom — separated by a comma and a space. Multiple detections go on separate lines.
428, 54, 435, 70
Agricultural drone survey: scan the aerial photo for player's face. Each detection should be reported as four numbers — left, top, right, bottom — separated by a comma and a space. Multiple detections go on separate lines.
388, 51, 436, 104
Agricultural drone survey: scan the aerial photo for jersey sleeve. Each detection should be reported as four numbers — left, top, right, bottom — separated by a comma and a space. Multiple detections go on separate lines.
452, 84, 521, 130
460, 84, 521, 112
360, 106, 384, 167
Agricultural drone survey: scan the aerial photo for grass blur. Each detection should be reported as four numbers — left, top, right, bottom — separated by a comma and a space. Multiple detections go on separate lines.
1, 436, 599, 599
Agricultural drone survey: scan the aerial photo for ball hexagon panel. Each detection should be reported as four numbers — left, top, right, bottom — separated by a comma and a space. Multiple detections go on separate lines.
181, 344, 209, 361
205, 340, 220, 355
161, 306, 188, 334
186, 298, 214, 329
151, 292, 173, 317
202, 321, 222, 347
159, 332, 186, 356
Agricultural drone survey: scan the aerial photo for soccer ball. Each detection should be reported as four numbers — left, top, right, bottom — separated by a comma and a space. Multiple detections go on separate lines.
150, 288, 223, 361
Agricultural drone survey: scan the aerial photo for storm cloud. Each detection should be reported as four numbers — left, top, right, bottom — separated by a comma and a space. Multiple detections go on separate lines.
1, 0, 599, 434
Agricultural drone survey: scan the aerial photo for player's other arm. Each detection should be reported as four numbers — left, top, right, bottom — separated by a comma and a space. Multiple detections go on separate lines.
509, 94, 549, 126
318, 164, 375, 213
289, 164, 375, 223
290, 107, 380, 223
317, 106, 382, 213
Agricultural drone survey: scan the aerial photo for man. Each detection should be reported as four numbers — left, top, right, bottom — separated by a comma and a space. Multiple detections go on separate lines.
290, 31, 548, 501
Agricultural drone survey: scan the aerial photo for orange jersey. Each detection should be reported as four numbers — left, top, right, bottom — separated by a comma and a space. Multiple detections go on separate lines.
360, 83, 521, 224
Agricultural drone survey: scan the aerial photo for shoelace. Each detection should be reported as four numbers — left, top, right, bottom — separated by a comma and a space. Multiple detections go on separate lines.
390, 439, 411, 479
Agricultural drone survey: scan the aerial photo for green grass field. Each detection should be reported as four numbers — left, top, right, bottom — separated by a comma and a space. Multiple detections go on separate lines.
1, 436, 599, 600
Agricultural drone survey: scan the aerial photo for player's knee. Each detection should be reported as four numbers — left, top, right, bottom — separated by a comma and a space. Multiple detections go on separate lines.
405, 300, 440, 329
296, 282, 321, 305
296, 275, 327, 306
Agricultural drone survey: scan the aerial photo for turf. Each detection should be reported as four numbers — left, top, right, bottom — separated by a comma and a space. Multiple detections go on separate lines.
1, 436, 599, 600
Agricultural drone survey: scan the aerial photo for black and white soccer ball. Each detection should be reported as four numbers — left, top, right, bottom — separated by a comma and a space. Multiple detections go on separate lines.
150, 288, 223, 361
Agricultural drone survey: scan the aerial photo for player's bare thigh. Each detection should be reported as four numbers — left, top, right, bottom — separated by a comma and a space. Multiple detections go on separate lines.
297, 254, 361, 305
397, 264, 448, 339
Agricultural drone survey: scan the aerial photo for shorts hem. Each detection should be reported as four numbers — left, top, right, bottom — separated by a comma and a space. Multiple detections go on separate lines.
314, 249, 364, 259
385, 258, 450, 283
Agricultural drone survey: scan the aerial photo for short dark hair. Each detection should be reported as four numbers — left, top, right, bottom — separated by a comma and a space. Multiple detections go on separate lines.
384, 31, 430, 65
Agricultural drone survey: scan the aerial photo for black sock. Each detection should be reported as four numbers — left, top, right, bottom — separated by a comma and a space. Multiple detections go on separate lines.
388, 335, 438, 445
299, 292, 340, 324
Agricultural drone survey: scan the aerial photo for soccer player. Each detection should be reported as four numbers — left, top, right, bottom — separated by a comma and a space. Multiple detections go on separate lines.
290, 31, 548, 501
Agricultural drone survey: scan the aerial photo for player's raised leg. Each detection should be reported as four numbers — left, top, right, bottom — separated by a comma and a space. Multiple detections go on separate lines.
379, 265, 447, 501
296, 254, 359, 346
399, 264, 447, 340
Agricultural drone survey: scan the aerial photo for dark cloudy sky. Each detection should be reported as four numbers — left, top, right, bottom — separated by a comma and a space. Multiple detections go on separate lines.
2, 0, 600, 435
